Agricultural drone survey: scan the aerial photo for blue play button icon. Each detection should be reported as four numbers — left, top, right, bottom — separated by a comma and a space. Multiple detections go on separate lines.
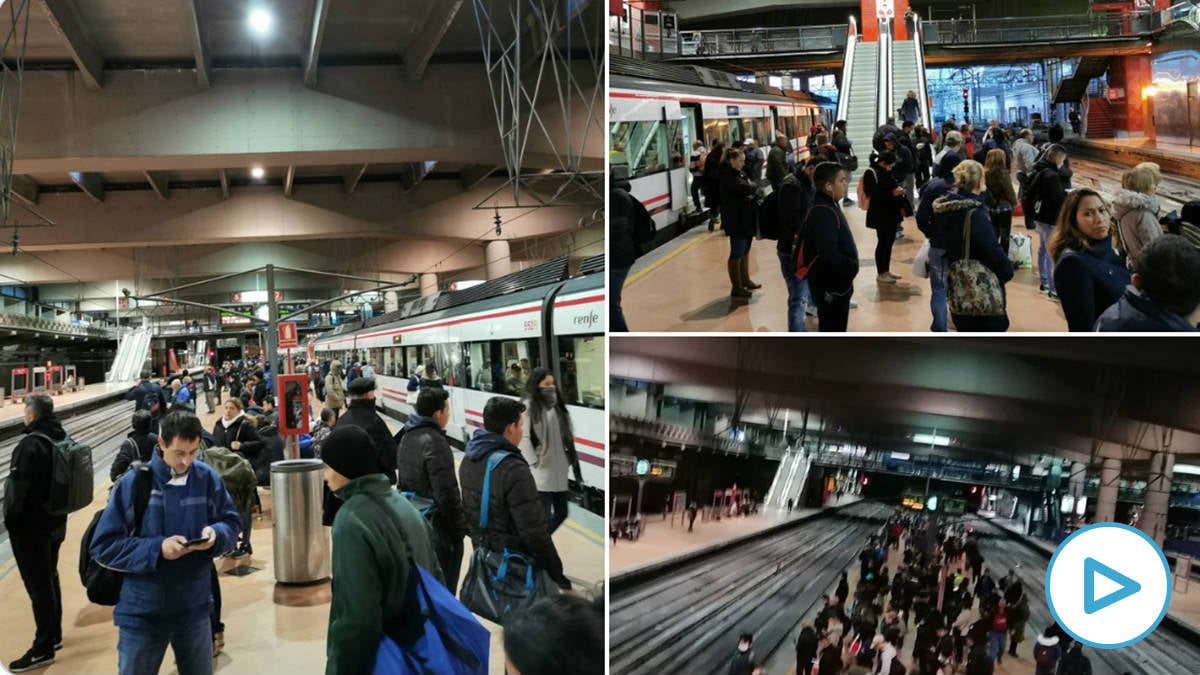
1083, 557, 1142, 614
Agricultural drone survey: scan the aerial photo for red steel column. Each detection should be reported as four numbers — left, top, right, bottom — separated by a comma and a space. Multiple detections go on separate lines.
861, 0, 879, 41
1108, 54, 1154, 136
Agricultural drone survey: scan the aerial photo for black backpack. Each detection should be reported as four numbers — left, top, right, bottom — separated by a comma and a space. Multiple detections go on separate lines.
79, 465, 152, 606
31, 432, 94, 515
1021, 168, 1049, 225
141, 387, 162, 418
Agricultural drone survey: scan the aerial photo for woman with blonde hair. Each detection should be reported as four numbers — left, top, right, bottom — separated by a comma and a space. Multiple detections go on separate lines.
324, 360, 346, 412
900, 90, 921, 124
1112, 161, 1164, 269
1050, 188, 1131, 331
983, 149, 1018, 253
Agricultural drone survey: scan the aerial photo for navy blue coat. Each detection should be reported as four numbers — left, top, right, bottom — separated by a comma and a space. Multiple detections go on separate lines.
1054, 239, 1131, 332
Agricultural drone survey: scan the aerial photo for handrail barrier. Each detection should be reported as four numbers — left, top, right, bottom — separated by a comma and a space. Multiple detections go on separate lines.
834, 17, 858, 124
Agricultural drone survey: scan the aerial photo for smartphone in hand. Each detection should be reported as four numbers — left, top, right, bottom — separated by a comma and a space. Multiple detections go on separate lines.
183, 536, 209, 547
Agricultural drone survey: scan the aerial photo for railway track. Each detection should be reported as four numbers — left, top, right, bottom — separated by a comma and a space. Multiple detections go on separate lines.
610, 502, 893, 675
1070, 157, 1199, 214
969, 516, 1200, 675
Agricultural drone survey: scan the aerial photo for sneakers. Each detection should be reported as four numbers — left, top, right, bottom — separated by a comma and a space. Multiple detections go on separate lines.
231, 544, 252, 560
886, 272, 902, 281
213, 632, 225, 658
877, 273, 897, 284
10, 650, 54, 673
1038, 284, 1048, 293
1048, 291, 1060, 301
805, 304, 818, 317
53, 642, 62, 652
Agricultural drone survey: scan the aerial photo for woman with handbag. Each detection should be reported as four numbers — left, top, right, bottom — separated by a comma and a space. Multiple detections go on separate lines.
984, 149, 1017, 254
1049, 188, 1131, 331
519, 368, 576, 535
211, 398, 264, 558
932, 160, 1014, 332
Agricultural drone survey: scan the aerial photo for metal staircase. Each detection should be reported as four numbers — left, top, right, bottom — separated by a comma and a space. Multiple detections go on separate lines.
106, 329, 152, 383
1053, 56, 1111, 104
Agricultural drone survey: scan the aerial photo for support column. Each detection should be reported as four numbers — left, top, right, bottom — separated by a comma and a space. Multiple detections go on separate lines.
384, 290, 399, 314
419, 273, 438, 297
1106, 54, 1153, 138
1141, 431, 1175, 547
485, 240, 512, 280
1095, 457, 1121, 523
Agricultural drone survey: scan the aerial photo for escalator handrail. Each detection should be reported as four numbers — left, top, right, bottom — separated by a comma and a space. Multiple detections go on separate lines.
912, 13, 933, 130
877, 20, 891, 127
835, 16, 858, 124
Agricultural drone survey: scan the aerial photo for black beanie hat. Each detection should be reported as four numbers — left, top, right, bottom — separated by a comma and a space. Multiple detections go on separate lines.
322, 426, 379, 480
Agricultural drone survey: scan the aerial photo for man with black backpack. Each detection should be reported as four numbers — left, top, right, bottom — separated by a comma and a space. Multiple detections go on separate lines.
610, 164, 655, 332
5, 394, 69, 672
397, 386, 469, 594
125, 370, 169, 425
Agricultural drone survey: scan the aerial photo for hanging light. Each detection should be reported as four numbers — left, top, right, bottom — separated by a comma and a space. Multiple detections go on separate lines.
494, 207, 502, 237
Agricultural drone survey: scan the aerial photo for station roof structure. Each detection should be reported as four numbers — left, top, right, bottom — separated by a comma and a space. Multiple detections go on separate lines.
0, 0, 603, 314
611, 337, 1200, 469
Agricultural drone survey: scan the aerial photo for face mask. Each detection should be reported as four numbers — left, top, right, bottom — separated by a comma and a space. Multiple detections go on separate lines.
738, 642, 750, 653
539, 387, 557, 406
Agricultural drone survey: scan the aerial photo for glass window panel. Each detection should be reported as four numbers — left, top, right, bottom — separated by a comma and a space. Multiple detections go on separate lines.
558, 335, 604, 410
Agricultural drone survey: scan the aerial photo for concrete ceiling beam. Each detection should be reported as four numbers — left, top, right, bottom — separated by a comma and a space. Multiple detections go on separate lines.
144, 171, 171, 200
40, 0, 104, 89
186, 0, 211, 88
67, 171, 103, 202
302, 0, 331, 87
405, 0, 466, 82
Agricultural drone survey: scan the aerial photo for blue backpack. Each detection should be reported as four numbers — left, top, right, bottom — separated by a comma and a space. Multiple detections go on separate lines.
366, 494, 489, 675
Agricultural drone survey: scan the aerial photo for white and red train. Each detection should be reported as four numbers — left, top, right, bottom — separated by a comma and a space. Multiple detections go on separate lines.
310, 257, 605, 505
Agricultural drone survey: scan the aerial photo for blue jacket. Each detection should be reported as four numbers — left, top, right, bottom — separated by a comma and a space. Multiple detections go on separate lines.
1054, 239, 1130, 332
90, 452, 241, 629
1094, 286, 1198, 332
917, 177, 955, 249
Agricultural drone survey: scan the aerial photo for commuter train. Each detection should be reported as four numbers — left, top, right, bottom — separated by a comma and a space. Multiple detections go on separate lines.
311, 256, 605, 505
610, 56, 834, 233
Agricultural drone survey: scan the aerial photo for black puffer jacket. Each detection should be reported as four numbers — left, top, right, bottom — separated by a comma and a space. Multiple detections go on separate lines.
397, 415, 467, 540
610, 178, 654, 269
719, 162, 759, 238
459, 429, 567, 587
863, 164, 903, 228
4, 414, 69, 533
110, 431, 159, 482
1028, 158, 1067, 226
336, 399, 398, 484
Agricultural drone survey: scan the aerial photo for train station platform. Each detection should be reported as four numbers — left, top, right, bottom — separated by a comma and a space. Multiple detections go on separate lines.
980, 513, 1200, 639
611, 495, 862, 577
0, 388, 603, 674
0, 381, 135, 434
1071, 137, 1200, 181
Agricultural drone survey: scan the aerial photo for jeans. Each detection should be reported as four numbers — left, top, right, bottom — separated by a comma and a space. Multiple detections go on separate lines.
210, 565, 224, 636
988, 630, 1007, 662
729, 236, 752, 261
436, 536, 465, 596
928, 247, 949, 332
610, 265, 631, 332
810, 280, 852, 332
118, 617, 213, 675
238, 505, 252, 550
690, 177, 703, 211
10, 526, 65, 654
1035, 222, 1056, 292
205, 390, 216, 413
873, 221, 899, 274
777, 250, 811, 332
992, 210, 1013, 253
542, 491, 569, 535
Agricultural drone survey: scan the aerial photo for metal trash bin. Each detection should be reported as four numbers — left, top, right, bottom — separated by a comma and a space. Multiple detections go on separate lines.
270, 459, 330, 583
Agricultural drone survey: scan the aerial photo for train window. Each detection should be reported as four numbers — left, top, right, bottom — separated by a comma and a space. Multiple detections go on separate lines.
666, 120, 684, 169
404, 346, 421, 377
466, 342, 497, 392
703, 119, 729, 146
557, 335, 604, 410
609, 120, 669, 179
498, 339, 540, 397
428, 343, 463, 387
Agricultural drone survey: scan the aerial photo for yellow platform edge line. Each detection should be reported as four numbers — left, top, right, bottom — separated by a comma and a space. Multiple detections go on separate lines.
564, 517, 604, 546
624, 229, 718, 288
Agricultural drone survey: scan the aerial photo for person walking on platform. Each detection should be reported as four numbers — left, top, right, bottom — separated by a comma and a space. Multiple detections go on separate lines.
727, 632, 759, 675
5, 395, 69, 672
1049, 188, 1130, 331
720, 148, 762, 299
610, 164, 655, 332
863, 150, 906, 284
1068, 108, 1081, 135
689, 140, 708, 211
324, 360, 346, 413
1012, 129, 1038, 199
917, 152, 963, 332
126, 370, 169, 425
703, 140, 726, 231
743, 138, 764, 181
211, 398, 263, 558
1026, 144, 1070, 299
766, 131, 790, 189
460, 397, 571, 591
797, 162, 859, 331
519, 368, 576, 536
322, 425, 445, 675
687, 502, 699, 531
397, 386, 468, 593
203, 367, 220, 414
90, 411, 241, 675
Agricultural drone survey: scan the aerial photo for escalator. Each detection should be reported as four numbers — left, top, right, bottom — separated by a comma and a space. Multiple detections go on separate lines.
837, 39, 879, 173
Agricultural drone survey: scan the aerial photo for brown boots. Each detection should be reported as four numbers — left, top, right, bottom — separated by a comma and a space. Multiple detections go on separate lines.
728, 260, 751, 298
728, 257, 758, 298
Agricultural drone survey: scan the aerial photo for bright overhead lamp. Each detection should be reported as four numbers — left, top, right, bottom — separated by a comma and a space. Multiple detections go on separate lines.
913, 433, 951, 447
248, 8, 272, 35
1173, 464, 1200, 476
250, 166, 265, 179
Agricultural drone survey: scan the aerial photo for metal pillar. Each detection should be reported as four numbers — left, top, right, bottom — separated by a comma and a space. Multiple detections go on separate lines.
420, 273, 438, 297
0, 0, 33, 241
1141, 429, 1175, 547
1095, 457, 1121, 523
470, 0, 604, 210
485, 240, 512, 279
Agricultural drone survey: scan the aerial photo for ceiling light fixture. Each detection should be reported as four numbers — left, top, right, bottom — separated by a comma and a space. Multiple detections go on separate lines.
913, 433, 951, 447
250, 166, 265, 180
248, 8, 272, 35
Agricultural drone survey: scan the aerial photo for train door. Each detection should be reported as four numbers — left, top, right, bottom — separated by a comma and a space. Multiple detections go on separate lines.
682, 102, 703, 204
1188, 81, 1199, 149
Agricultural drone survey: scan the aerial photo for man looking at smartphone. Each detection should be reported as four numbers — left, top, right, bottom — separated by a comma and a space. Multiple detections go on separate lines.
91, 411, 241, 675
